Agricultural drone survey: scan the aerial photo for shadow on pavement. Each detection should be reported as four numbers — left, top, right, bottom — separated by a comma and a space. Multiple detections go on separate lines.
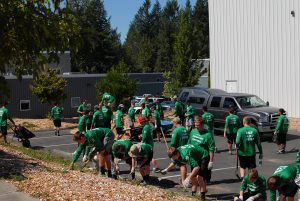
208, 192, 237, 200
209, 178, 240, 185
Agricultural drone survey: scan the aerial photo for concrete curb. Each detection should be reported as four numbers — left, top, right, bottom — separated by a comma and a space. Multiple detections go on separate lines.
0, 180, 39, 201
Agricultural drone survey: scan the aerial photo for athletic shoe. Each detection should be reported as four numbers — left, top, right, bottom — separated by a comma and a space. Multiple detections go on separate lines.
54, 131, 57, 136
234, 144, 237, 149
57, 131, 60, 136
140, 180, 149, 186
229, 150, 232, 155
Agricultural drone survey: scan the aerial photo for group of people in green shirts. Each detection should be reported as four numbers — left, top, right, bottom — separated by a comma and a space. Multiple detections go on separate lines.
49, 93, 299, 201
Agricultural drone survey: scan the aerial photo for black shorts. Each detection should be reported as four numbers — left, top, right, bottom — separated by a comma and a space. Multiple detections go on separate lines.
239, 155, 256, 169
277, 133, 287, 145
191, 157, 209, 179
53, 119, 61, 127
137, 151, 153, 167
227, 133, 236, 144
279, 182, 298, 197
0, 126, 7, 136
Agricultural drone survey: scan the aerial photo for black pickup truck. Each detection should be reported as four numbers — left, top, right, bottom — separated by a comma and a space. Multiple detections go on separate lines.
178, 87, 281, 135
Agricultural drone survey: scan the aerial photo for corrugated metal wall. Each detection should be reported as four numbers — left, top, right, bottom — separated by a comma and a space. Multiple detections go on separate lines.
209, 0, 300, 118
5, 73, 164, 118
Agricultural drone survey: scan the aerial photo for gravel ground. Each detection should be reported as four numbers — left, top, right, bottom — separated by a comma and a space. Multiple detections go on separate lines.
0, 145, 196, 201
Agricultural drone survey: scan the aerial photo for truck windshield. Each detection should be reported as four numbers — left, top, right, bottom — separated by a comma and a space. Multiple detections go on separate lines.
236, 96, 266, 108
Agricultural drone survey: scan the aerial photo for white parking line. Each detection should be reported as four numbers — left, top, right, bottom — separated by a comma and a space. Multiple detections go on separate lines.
42, 143, 77, 148
158, 166, 238, 180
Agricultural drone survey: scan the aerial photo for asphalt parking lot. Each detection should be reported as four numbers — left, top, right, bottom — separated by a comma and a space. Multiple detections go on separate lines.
9, 129, 300, 200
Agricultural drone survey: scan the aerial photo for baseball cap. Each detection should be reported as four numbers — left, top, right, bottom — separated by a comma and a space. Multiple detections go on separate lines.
138, 116, 147, 123
128, 144, 140, 157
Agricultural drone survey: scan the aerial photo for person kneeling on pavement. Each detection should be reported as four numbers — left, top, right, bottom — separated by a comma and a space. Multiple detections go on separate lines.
161, 144, 209, 201
234, 168, 266, 201
112, 139, 134, 179
128, 143, 153, 186
70, 128, 115, 177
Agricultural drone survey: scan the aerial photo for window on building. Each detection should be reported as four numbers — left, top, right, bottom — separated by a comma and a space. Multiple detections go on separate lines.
223, 98, 237, 109
20, 100, 31, 111
189, 97, 205, 104
71, 97, 81, 108
210, 97, 221, 108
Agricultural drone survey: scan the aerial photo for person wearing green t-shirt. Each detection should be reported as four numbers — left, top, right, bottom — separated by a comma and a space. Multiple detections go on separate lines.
51, 103, 63, 136
224, 107, 241, 154
296, 150, 300, 173
127, 101, 135, 129
141, 102, 151, 120
112, 139, 134, 179
236, 116, 263, 179
92, 105, 104, 128
162, 145, 209, 201
128, 143, 153, 185
0, 101, 15, 143
100, 92, 115, 103
102, 102, 113, 129
114, 104, 125, 139
151, 106, 162, 142
234, 169, 266, 201
170, 117, 189, 148
77, 111, 88, 133
189, 115, 215, 184
85, 106, 93, 131
267, 165, 299, 201
77, 99, 87, 116
185, 100, 194, 131
274, 108, 289, 154
138, 116, 161, 173
174, 98, 185, 125
155, 99, 164, 119
70, 128, 115, 177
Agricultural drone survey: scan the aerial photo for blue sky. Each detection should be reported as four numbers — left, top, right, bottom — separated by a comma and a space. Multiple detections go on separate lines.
103, 0, 196, 43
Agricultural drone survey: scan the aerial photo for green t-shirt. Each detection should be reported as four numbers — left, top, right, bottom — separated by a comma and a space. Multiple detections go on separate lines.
114, 110, 123, 129
51, 106, 63, 120
185, 105, 194, 120
156, 103, 164, 117
86, 112, 92, 124
174, 101, 184, 117
296, 150, 300, 174
77, 104, 86, 116
77, 115, 86, 132
102, 105, 113, 122
225, 114, 241, 134
269, 165, 298, 201
153, 110, 161, 126
141, 123, 153, 147
236, 126, 262, 156
139, 143, 153, 159
275, 114, 289, 134
141, 107, 150, 119
85, 128, 113, 155
202, 112, 214, 132
0, 107, 13, 127
128, 106, 135, 120
112, 139, 133, 159
240, 175, 266, 197
102, 92, 115, 103
92, 110, 104, 128
172, 144, 208, 168
170, 126, 189, 148
188, 128, 215, 153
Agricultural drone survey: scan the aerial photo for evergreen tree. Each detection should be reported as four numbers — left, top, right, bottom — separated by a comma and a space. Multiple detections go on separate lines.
154, 0, 179, 72
162, 71, 176, 98
69, 0, 122, 73
174, 8, 201, 90
191, 0, 209, 58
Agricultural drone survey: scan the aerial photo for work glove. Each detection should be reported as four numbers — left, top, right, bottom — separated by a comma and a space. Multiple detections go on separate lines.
161, 168, 168, 175
182, 178, 192, 189
208, 162, 213, 170
82, 155, 88, 162
259, 154, 263, 159
295, 174, 300, 186
246, 197, 254, 201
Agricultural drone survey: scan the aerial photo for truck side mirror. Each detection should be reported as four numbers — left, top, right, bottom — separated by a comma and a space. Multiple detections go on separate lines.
266, 101, 269, 106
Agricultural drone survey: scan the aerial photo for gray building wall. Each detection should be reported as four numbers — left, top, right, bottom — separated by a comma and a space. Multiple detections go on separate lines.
5, 73, 164, 118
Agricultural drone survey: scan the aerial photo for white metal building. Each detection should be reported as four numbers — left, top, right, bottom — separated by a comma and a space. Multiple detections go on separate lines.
209, 0, 300, 118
